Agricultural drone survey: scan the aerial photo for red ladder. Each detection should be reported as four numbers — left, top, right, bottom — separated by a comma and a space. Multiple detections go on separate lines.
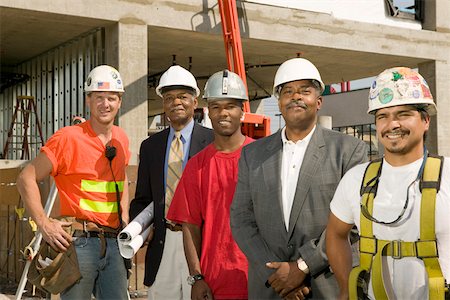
2, 96, 44, 159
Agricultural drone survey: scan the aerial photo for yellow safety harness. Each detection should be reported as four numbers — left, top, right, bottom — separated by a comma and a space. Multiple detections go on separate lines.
349, 154, 448, 299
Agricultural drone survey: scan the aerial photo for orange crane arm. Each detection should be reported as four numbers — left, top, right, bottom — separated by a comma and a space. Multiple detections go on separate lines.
217, 0, 271, 138
217, 0, 249, 112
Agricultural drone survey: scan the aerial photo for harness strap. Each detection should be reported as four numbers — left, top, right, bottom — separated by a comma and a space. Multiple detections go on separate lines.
349, 160, 381, 300
349, 156, 446, 300
421, 156, 445, 299
359, 237, 438, 258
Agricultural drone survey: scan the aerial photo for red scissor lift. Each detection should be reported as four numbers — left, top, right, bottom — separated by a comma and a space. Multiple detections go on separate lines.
218, 0, 271, 138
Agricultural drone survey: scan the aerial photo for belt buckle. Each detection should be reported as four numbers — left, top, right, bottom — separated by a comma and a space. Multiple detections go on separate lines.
391, 240, 402, 259
82, 221, 92, 237
165, 219, 175, 230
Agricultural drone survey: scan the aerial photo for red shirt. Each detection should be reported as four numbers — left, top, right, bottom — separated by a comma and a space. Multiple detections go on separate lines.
41, 120, 130, 228
168, 137, 253, 299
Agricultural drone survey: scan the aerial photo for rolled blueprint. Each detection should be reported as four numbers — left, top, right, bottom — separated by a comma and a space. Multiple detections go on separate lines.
119, 225, 152, 259
118, 203, 154, 258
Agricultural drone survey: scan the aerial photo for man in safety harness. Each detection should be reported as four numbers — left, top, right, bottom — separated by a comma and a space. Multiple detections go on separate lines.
326, 67, 450, 299
17, 65, 131, 299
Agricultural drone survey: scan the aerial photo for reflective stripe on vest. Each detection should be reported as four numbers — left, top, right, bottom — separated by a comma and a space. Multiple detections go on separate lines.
81, 180, 124, 193
349, 155, 446, 300
80, 198, 118, 213
79, 179, 124, 214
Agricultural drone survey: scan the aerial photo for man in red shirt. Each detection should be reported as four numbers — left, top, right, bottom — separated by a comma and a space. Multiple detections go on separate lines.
167, 70, 252, 299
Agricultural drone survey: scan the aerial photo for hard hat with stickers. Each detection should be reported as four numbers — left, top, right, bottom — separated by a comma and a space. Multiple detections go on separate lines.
368, 67, 436, 116
84, 65, 124, 93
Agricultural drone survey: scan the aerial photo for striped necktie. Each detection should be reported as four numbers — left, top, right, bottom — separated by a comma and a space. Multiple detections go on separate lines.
165, 131, 183, 216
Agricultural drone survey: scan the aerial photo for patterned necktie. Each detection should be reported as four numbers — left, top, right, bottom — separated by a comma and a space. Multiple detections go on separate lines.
165, 131, 183, 216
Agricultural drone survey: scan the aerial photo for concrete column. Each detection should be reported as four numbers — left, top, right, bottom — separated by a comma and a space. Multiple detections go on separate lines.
422, 0, 436, 31
105, 21, 148, 165
420, 0, 450, 156
436, 0, 450, 32
419, 61, 450, 156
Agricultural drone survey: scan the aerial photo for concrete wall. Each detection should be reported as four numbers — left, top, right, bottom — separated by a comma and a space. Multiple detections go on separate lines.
249, 0, 422, 29
1, 0, 449, 156
319, 89, 374, 128
105, 22, 148, 165
421, 0, 450, 155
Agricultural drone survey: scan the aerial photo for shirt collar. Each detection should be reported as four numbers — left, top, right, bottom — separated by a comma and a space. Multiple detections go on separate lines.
281, 125, 316, 145
169, 118, 194, 142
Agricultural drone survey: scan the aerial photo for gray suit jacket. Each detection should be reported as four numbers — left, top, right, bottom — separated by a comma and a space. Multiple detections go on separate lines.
230, 125, 368, 299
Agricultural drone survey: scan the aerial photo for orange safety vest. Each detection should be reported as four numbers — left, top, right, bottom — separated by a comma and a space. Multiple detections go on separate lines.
41, 121, 130, 228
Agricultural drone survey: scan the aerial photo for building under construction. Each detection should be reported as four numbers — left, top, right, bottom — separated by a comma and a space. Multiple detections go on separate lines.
1, 0, 449, 296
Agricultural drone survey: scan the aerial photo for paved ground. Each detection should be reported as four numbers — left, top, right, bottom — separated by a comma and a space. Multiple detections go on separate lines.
2, 293, 148, 300
1, 276, 147, 299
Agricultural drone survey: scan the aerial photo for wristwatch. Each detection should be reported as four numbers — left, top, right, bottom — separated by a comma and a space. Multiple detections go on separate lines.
297, 258, 310, 274
187, 274, 204, 286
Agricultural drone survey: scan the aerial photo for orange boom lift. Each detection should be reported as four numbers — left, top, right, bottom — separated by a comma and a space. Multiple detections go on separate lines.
218, 0, 271, 138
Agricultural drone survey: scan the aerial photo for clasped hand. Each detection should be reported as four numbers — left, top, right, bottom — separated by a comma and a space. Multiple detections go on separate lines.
266, 261, 310, 299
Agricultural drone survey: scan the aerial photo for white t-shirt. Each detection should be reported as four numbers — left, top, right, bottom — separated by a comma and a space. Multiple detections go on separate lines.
330, 157, 450, 300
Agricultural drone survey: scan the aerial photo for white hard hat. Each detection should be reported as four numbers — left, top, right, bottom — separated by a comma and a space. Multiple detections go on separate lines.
203, 70, 248, 101
156, 65, 200, 98
273, 58, 325, 98
368, 67, 436, 116
84, 65, 124, 93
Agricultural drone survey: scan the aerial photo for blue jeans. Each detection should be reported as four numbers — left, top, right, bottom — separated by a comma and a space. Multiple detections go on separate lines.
60, 236, 129, 300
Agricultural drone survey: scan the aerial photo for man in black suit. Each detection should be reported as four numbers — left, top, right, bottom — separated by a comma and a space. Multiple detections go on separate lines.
130, 65, 213, 300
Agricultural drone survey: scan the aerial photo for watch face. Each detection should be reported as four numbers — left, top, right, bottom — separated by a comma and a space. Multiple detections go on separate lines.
187, 274, 204, 286
187, 276, 195, 286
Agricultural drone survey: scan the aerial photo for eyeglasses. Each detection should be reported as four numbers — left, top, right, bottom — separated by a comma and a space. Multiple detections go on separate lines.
360, 178, 415, 225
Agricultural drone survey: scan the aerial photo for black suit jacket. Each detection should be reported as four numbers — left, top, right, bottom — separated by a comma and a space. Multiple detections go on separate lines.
129, 122, 214, 286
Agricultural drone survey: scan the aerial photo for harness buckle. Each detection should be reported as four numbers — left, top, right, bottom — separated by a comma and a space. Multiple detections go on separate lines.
415, 239, 439, 258
391, 240, 402, 259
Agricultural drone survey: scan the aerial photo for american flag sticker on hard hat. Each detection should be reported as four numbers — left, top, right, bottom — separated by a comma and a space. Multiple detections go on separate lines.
98, 82, 110, 89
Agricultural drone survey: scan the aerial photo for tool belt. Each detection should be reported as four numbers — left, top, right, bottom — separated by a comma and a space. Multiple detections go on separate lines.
68, 218, 119, 258
349, 155, 448, 299
28, 240, 81, 294
72, 230, 117, 239
69, 218, 119, 234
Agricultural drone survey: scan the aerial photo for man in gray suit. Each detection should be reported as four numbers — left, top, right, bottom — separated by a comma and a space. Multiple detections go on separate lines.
230, 58, 368, 299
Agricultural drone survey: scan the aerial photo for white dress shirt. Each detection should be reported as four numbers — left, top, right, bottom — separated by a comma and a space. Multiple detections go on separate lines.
280, 126, 315, 230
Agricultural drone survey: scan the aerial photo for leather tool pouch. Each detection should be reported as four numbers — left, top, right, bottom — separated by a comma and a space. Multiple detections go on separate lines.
28, 241, 81, 294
